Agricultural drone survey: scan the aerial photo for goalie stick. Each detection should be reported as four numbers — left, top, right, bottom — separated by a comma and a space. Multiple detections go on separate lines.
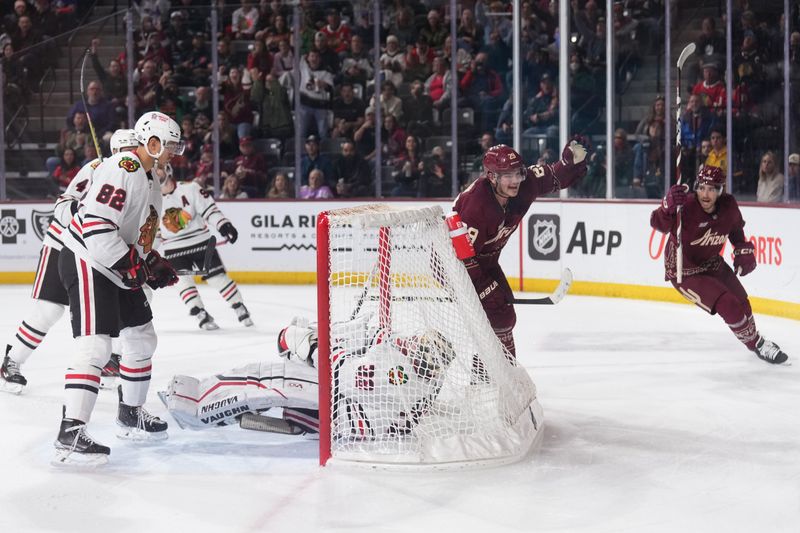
172, 236, 217, 276
675, 43, 696, 285
511, 268, 573, 305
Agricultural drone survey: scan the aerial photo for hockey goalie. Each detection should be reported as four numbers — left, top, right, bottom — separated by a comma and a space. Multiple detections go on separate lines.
162, 316, 455, 438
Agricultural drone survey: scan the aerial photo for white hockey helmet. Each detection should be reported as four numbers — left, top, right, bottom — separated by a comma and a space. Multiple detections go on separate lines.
109, 128, 138, 154
134, 111, 185, 159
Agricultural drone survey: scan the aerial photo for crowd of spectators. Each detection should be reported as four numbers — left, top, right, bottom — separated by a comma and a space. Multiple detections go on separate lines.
3, 1, 800, 202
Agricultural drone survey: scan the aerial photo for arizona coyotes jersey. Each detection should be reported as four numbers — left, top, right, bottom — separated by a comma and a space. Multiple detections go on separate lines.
42, 158, 102, 251
62, 151, 162, 289
159, 181, 229, 251
453, 161, 584, 290
650, 193, 748, 280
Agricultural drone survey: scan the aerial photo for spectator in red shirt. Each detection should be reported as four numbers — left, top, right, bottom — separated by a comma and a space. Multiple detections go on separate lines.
459, 51, 505, 132
52, 148, 80, 192
425, 56, 453, 111
691, 59, 726, 116
234, 136, 269, 196
320, 9, 350, 54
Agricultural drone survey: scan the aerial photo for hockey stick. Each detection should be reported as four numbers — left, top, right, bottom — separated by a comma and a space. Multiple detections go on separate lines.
511, 268, 573, 305
80, 50, 104, 160
675, 43, 696, 285
172, 236, 217, 276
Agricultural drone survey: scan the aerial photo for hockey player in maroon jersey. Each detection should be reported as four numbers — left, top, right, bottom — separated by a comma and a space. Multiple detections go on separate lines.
650, 165, 789, 364
453, 139, 589, 356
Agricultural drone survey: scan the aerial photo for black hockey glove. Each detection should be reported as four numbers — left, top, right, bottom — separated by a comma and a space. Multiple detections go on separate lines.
145, 250, 179, 289
112, 246, 149, 289
219, 221, 238, 244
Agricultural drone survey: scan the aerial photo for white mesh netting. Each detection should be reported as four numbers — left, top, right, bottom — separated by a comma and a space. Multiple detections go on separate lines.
321, 204, 542, 468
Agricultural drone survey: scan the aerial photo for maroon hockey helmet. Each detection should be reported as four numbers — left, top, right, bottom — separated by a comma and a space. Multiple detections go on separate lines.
483, 144, 524, 178
695, 165, 725, 190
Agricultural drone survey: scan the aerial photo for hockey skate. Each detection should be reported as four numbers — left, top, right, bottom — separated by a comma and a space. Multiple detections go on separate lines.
233, 302, 254, 327
753, 336, 789, 365
190, 306, 219, 330
99, 353, 121, 390
116, 386, 168, 441
1, 347, 27, 395
53, 416, 110, 466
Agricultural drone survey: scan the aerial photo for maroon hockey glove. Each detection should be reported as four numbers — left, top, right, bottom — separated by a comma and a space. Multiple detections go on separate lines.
477, 279, 511, 311
560, 135, 590, 166
733, 242, 756, 276
112, 246, 149, 289
662, 184, 689, 214
145, 250, 179, 289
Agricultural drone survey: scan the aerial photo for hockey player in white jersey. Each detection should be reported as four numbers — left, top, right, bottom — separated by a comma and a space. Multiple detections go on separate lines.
54, 112, 182, 465
159, 163, 252, 329
1, 129, 138, 394
162, 317, 455, 439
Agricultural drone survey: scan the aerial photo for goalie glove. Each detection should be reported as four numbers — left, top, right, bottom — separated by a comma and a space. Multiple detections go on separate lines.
277, 323, 318, 367
162, 207, 192, 233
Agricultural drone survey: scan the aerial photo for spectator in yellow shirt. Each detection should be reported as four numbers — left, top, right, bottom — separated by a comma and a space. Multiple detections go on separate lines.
705, 127, 727, 175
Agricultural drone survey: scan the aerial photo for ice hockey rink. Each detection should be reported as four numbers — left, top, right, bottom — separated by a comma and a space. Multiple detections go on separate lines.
0, 283, 797, 533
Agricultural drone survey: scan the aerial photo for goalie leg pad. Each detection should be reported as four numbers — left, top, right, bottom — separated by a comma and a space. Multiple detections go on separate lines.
164, 361, 320, 430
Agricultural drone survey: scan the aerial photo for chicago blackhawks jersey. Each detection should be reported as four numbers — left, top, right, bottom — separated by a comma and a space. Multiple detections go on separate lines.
42, 158, 102, 251
159, 181, 230, 252
62, 151, 162, 289
650, 193, 749, 280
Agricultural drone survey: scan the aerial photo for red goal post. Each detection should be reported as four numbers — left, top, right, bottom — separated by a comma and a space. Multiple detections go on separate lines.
316, 204, 543, 469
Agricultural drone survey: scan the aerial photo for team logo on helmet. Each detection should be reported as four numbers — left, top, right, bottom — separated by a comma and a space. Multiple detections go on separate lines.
119, 157, 141, 173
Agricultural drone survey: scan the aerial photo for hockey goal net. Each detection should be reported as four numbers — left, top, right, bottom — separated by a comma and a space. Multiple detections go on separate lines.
316, 204, 542, 468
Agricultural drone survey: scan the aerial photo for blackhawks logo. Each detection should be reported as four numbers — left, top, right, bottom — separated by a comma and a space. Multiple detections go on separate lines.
138, 205, 159, 253
119, 157, 141, 173
388, 365, 408, 385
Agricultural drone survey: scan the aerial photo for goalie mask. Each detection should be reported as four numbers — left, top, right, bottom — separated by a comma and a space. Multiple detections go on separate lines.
393, 330, 456, 381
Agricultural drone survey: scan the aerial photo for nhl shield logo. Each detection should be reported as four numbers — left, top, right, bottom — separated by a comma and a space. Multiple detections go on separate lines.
31, 210, 54, 242
528, 214, 560, 260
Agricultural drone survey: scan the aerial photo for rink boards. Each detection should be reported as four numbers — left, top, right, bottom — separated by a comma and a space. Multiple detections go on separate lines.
0, 199, 797, 319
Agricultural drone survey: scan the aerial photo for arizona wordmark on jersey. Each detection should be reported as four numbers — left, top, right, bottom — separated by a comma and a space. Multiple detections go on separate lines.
160, 181, 230, 252
62, 152, 163, 289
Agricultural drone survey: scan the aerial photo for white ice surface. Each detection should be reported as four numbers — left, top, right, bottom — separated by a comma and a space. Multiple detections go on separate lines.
0, 284, 798, 533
